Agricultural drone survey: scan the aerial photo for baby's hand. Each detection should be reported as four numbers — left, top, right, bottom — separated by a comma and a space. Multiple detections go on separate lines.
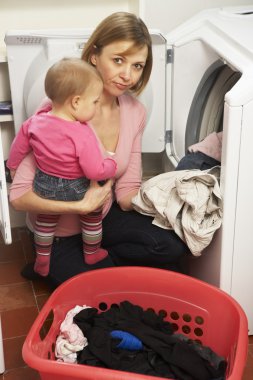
10, 169, 16, 180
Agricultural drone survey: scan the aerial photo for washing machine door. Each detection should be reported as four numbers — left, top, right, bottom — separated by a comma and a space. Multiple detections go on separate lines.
165, 7, 253, 166
162, 7, 253, 333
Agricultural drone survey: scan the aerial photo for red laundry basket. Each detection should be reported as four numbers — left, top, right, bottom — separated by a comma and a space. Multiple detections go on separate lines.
22, 267, 248, 380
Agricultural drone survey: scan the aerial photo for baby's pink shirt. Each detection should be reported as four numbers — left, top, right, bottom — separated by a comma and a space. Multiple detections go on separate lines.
9, 94, 146, 236
7, 104, 116, 180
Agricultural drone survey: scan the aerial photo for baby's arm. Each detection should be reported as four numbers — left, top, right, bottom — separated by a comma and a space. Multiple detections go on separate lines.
7, 118, 32, 171
77, 128, 117, 180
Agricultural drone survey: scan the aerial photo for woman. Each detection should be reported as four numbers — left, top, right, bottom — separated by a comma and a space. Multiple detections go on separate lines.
10, 12, 190, 288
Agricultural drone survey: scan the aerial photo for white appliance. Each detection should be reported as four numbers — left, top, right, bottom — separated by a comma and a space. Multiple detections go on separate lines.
3, 7, 253, 333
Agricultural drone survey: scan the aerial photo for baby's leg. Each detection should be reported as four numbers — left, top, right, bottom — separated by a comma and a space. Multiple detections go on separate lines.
34, 214, 60, 276
80, 209, 108, 265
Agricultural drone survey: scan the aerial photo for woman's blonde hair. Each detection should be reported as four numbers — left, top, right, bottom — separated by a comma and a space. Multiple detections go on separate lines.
45, 57, 102, 104
82, 12, 152, 95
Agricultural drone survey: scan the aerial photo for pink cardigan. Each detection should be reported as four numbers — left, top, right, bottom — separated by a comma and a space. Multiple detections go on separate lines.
9, 94, 146, 236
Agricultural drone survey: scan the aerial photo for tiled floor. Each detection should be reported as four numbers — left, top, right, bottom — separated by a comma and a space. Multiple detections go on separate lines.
0, 227, 51, 380
0, 227, 252, 380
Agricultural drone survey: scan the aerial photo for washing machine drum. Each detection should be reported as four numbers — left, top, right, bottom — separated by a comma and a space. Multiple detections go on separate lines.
185, 61, 241, 150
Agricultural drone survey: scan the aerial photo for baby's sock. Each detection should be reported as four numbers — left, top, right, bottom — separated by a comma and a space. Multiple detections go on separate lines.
84, 248, 108, 265
34, 255, 50, 276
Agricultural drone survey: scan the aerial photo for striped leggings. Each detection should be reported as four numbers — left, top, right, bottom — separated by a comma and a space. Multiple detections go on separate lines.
33, 209, 108, 276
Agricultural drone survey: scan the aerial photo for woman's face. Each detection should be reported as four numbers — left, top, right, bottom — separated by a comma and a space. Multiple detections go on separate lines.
91, 40, 148, 97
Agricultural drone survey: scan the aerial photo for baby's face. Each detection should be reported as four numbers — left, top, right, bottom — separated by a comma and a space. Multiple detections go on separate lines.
76, 79, 103, 123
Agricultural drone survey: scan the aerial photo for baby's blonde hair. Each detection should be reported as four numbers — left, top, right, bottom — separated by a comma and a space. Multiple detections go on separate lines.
45, 57, 102, 104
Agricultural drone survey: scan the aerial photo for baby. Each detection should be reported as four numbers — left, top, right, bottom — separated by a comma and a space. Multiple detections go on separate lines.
7, 57, 117, 276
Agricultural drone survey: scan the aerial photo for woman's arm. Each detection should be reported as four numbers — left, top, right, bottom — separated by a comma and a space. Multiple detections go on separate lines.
11, 180, 112, 214
117, 189, 139, 211
115, 97, 146, 211
9, 153, 112, 214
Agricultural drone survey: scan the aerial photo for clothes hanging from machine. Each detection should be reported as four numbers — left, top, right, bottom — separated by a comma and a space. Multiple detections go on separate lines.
132, 166, 222, 256
188, 132, 223, 163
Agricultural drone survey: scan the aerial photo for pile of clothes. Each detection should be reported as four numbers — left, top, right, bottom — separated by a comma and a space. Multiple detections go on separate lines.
132, 166, 222, 256
132, 132, 224, 256
55, 300, 227, 380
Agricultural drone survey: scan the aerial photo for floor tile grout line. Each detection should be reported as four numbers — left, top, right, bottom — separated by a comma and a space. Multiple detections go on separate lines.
2, 335, 27, 341
30, 281, 41, 313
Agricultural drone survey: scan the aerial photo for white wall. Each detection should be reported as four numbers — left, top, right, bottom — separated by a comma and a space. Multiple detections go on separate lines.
139, 0, 253, 33
0, 0, 138, 49
3, 1, 252, 49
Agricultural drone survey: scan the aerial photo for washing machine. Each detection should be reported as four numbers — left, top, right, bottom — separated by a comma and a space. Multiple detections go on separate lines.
3, 7, 253, 333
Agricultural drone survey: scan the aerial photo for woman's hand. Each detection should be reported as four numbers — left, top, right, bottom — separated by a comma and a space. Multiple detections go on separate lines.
11, 179, 113, 215
117, 189, 139, 211
10, 169, 16, 180
9, 152, 113, 214
75, 180, 113, 214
